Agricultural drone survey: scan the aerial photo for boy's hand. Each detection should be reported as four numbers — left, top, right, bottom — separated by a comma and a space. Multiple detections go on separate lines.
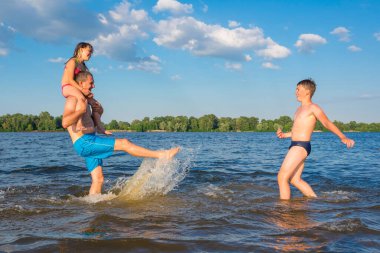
277, 128, 285, 138
341, 137, 355, 148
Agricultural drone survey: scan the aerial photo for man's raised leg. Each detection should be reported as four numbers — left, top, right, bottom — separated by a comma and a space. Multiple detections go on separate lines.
114, 139, 179, 159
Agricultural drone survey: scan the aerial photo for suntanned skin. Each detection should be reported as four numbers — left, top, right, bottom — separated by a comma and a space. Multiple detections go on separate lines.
62, 75, 180, 195
276, 84, 355, 200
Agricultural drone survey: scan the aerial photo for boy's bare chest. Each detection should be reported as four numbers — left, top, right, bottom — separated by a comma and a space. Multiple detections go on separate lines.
294, 107, 313, 122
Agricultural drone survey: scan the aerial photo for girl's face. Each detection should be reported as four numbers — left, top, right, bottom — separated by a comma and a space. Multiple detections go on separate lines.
79, 46, 93, 61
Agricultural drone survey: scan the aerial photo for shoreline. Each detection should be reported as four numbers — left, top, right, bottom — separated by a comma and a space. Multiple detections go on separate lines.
0, 130, 374, 133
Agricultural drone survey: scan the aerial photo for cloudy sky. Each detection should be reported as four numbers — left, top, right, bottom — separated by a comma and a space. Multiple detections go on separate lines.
0, 0, 379, 123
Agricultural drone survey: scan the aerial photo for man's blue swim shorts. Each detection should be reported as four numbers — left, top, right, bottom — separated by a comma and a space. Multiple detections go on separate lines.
73, 133, 115, 172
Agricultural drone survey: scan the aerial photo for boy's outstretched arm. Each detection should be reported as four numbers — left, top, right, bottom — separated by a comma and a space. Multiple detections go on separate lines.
312, 104, 355, 148
277, 128, 292, 139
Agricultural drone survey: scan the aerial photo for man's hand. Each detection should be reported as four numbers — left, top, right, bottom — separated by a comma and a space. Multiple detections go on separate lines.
341, 137, 355, 148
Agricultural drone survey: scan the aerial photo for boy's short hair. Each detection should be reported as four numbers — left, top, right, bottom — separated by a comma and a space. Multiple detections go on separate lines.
75, 71, 93, 83
297, 78, 316, 97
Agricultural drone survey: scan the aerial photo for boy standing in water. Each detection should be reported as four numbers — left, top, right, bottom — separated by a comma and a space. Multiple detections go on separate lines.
276, 79, 355, 200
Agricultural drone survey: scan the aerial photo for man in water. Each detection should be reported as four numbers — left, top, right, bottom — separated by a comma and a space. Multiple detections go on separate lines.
276, 78, 354, 200
62, 71, 180, 195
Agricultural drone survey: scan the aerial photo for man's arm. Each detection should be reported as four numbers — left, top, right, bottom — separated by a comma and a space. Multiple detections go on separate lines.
312, 104, 355, 148
62, 97, 87, 129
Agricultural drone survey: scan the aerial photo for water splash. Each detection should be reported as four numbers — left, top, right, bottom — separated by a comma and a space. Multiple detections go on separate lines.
114, 149, 193, 201
76, 192, 118, 204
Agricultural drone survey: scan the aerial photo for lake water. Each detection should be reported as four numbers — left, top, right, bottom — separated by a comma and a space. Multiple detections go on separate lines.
0, 132, 379, 252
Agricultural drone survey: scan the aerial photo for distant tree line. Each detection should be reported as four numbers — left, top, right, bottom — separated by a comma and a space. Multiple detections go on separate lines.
0, 112, 63, 132
104, 114, 380, 132
1, 112, 379, 132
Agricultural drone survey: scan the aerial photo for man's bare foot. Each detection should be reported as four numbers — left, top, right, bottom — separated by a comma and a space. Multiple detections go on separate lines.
159, 147, 180, 159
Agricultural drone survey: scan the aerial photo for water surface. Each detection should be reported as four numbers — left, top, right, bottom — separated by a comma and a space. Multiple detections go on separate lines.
0, 132, 379, 252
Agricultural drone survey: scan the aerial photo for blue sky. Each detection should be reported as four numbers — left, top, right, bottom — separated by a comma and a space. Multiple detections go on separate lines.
0, 0, 379, 123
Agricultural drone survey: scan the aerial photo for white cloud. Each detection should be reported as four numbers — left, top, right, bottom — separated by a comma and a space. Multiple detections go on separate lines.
0, 48, 8, 56
0, 1, 290, 69
109, 1, 150, 24
153, 17, 290, 61
330, 26, 351, 42
171, 74, 181, 80
256, 40, 291, 59
149, 55, 161, 62
48, 57, 65, 63
92, 25, 145, 62
0, 22, 16, 56
374, 32, 380, 41
97, 13, 108, 25
262, 62, 280, 69
225, 62, 242, 70
228, 20, 240, 28
128, 57, 162, 73
92, 2, 154, 62
295, 33, 327, 53
244, 54, 252, 62
153, 0, 193, 15
347, 45, 362, 52
0, 1, 104, 42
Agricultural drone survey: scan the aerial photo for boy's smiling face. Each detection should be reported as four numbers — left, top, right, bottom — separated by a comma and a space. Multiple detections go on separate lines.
296, 85, 310, 102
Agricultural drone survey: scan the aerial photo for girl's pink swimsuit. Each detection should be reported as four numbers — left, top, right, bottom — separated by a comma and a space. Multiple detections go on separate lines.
61, 59, 89, 96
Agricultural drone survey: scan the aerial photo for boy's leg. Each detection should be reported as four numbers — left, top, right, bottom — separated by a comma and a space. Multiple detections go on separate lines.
89, 166, 104, 195
290, 161, 317, 198
114, 139, 179, 159
278, 146, 307, 200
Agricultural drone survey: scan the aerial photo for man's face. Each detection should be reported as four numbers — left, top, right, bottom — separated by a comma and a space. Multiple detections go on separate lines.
81, 75, 94, 92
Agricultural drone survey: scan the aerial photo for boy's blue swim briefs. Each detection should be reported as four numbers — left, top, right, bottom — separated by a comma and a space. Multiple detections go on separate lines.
289, 141, 311, 156
73, 133, 115, 172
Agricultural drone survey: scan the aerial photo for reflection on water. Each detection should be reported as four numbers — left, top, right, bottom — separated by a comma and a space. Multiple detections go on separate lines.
268, 200, 323, 252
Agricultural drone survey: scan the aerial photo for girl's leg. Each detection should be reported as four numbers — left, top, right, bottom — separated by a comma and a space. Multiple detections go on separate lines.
87, 98, 110, 134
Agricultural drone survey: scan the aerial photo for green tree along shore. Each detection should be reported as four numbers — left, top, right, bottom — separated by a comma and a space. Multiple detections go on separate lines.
1, 112, 380, 132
